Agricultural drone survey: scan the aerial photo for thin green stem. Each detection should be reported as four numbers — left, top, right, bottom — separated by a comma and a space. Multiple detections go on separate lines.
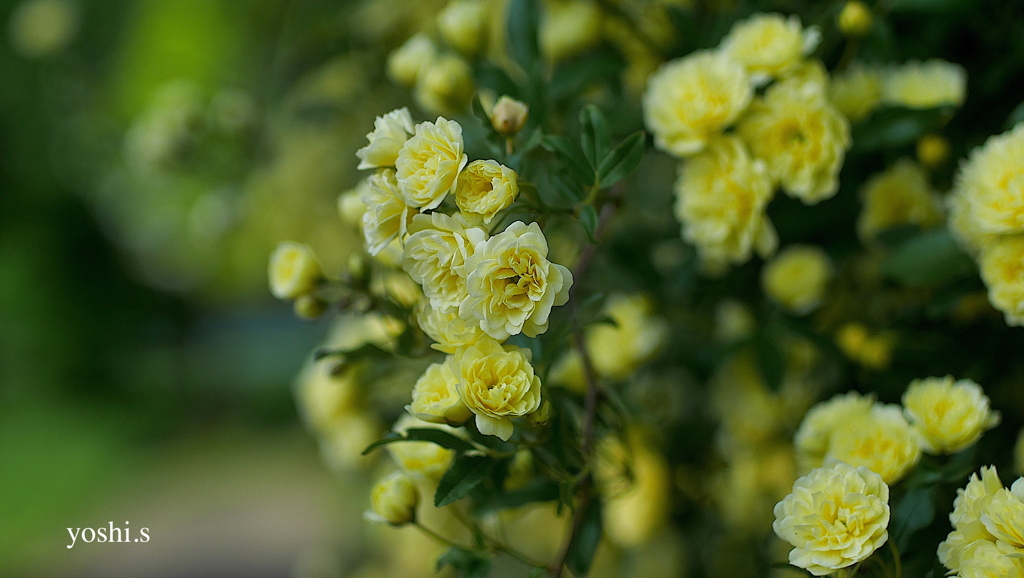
889, 540, 902, 578
448, 507, 547, 569
414, 521, 463, 550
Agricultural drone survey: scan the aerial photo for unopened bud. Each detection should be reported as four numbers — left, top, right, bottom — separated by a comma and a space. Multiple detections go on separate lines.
529, 399, 552, 425
917, 134, 951, 169
837, 1, 872, 37
268, 241, 322, 300
294, 295, 329, 320
367, 471, 418, 526
490, 96, 529, 136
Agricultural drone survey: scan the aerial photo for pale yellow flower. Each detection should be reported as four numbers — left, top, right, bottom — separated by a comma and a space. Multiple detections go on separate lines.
460, 221, 573, 340
981, 483, 1024, 548
956, 124, 1024, 237
955, 539, 1024, 578
858, 159, 944, 241
598, 435, 672, 547
454, 159, 519, 224
738, 75, 851, 204
490, 96, 529, 136
268, 241, 322, 300
402, 212, 487, 310
938, 466, 1024, 574
586, 293, 669, 380
827, 403, 921, 484
761, 245, 832, 315
547, 349, 586, 394
296, 361, 361, 432
540, 0, 603, 63
415, 302, 488, 354
338, 179, 369, 227
837, 1, 872, 36
367, 471, 419, 526
317, 412, 381, 472
674, 135, 778, 267
773, 460, 890, 576
408, 358, 472, 425
948, 184, 998, 255
830, 62, 882, 122
361, 169, 414, 255
356, 107, 415, 170
979, 236, 1024, 326
452, 336, 542, 440
794, 391, 875, 472
437, 0, 488, 55
918, 133, 951, 169
721, 13, 819, 84
882, 59, 967, 109
903, 375, 1000, 454
644, 50, 753, 157
415, 54, 474, 115
387, 414, 460, 481
395, 117, 468, 210
387, 34, 438, 87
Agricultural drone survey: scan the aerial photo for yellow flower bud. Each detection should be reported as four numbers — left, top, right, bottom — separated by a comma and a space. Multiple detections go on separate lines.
837, 1, 872, 37
917, 133, 951, 169
438, 0, 488, 55
387, 414, 459, 481
268, 241, 322, 300
387, 34, 437, 87
761, 245, 833, 315
367, 471, 418, 526
490, 96, 529, 136
415, 54, 474, 115
294, 295, 329, 319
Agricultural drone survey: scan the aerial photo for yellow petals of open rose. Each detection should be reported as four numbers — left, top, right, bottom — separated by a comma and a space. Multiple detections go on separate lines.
452, 336, 542, 441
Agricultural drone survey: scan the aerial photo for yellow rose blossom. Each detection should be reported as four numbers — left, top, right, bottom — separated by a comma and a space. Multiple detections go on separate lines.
367, 471, 419, 526
955, 539, 1024, 578
415, 302, 487, 354
414, 53, 474, 115
980, 482, 1024, 548
460, 221, 573, 340
902, 375, 1000, 454
829, 62, 882, 123
268, 241, 322, 300
794, 391, 875, 472
317, 413, 381, 472
296, 361, 360, 432
599, 436, 672, 547
721, 13, 820, 84
773, 460, 890, 576
454, 159, 519, 224
401, 212, 487, 310
643, 50, 753, 157
452, 336, 542, 440
547, 349, 586, 394
761, 245, 833, 315
857, 158, 944, 241
956, 124, 1024, 237
938, 466, 1015, 574
674, 135, 778, 267
826, 403, 921, 484
437, 0, 488, 55
586, 293, 669, 380
356, 107, 415, 170
387, 34, 438, 87
395, 117, 468, 211
979, 236, 1024, 326
408, 358, 472, 425
361, 169, 414, 255
837, 1, 872, 36
539, 0, 603, 63
738, 75, 851, 204
387, 414, 459, 481
881, 59, 967, 109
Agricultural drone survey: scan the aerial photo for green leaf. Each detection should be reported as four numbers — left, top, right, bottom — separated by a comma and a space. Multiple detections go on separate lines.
547, 171, 586, 205
566, 500, 602, 577
435, 455, 494, 507
360, 431, 404, 455
891, 486, 935, 550
476, 478, 561, 511
881, 229, 975, 287
507, 0, 540, 73
312, 342, 390, 362
405, 428, 476, 452
470, 93, 491, 128
541, 135, 594, 185
597, 131, 645, 188
529, 567, 549, 578
579, 205, 599, 242
472, 62, 521, 100
436, 546, 491, 578
580, 105, 610, 169
549, 48, 626, 102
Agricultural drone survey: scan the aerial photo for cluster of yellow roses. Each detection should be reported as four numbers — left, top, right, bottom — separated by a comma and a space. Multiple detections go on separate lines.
774, 376, 1001, 575
939, 466, 1024, 577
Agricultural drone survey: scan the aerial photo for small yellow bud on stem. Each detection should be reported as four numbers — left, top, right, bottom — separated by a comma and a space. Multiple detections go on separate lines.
838, 1, 873, 37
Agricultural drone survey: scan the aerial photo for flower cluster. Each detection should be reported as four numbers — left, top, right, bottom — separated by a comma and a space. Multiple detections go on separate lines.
938, 466, 1024, 577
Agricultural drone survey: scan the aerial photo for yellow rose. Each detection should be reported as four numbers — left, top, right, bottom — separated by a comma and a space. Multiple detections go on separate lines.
387, 414, 459, 481
367, 471, 419, 526
902, 375, 1000, 454
761, 245, 833, 315
954, 539, 1024, 578
643, 50, 753, 157
882, 59, 967, 109
454, 159, 519, 224
395, 117, 468, 210
460, 221, 573, 340
773, 460, 890, 576
829, 62, 882, 123
338, 179, 369, 227
674, 135, 778, 267
360, 169, 414, 255
794, 391, 875, 472
956, 124, 1024, 237
318, 412, 382, 472
437, 0, 488, 55
979, 236, 1024, 326
827, 403, 921, 484
981, 485, 1024, 548
738, 75, 851, 204
597, 435, 672, 547
356, 107, 415, 170
415, 302, 487, 354
452, 336, 542, 440
387, 34, 438, 87
408, 359, 472, 425
721, 13, 819, 84
268, 241, 322, 300
296, 361, 360, 432
586, 293, 668, 380
540, 0, 603, 63
951, 466, 1005, 538
402, 212, 487, 310
837, 1, 872, 37
857, 158, 944, 241
938, 466, 1024, 574
414, 54, 474, 116
547, 349, 586, 394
